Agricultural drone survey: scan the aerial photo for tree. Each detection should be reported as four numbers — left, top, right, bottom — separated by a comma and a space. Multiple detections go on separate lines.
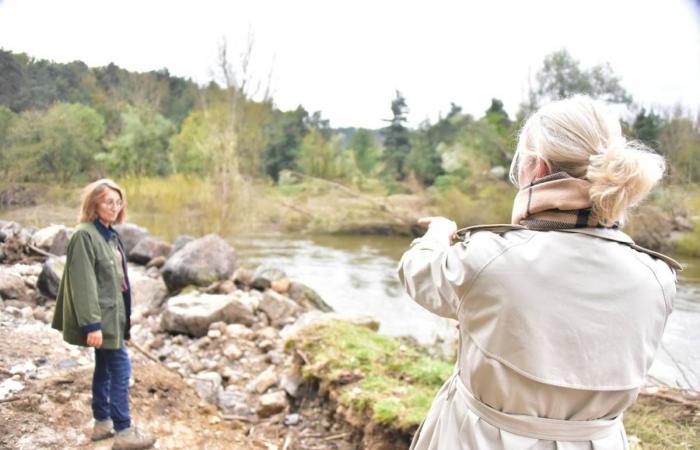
522, 49, 632, 114
658, 108, 700, 184
632, 108, 664, 148
0, 106, 17, 177
382, 91, 411, 179
7, 103, 105, 182
100, 106, 175, 176
484, 98, 512, 134
297, 128, 339, 178
349, 128, 381, 175
263, 106, 309, 181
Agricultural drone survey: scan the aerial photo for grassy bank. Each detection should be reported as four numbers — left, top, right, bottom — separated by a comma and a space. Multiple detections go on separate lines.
287, 320, 699, 449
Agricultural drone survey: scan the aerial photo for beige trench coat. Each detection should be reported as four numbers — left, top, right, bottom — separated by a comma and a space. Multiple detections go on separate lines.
398, 225, 679, 450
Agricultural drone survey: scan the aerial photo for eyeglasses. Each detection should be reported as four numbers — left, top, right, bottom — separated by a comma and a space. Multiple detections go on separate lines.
100, 200, 123, 209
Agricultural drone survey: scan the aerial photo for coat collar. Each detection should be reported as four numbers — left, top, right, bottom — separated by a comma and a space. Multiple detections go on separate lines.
92, 219, 117, 242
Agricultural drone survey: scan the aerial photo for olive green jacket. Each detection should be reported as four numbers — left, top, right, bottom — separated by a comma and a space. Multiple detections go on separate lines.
51, 221, 129, 349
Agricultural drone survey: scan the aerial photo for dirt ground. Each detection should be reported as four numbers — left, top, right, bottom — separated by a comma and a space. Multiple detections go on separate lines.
0, 312, 360, 450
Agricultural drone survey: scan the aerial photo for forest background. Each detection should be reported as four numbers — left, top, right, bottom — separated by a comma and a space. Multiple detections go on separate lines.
1, 46, 700, 253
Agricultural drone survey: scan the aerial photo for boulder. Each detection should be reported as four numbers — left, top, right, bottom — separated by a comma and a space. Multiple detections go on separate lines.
31, 224, 71, 256
161, 234, 237, 292
288, 282, 334, 312
161, 292, 257, 337
257, 391, 288, 418
129, 237, 172, 265
170, 235, 195, 256
259, 290, 302, 327
251, 266, 287, 290
128, 267, 168, 316
113, 223, 148, 254
37, 256, 66, 299
0, 271, 28, 300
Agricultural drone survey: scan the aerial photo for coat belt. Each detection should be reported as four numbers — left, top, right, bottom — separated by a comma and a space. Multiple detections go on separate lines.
447, 371, 623, 441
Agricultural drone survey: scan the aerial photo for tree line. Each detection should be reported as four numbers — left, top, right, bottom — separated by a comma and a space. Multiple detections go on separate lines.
0, 47, 698, 188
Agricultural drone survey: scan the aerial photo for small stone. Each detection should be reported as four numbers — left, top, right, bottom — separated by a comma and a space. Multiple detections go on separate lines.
208, 329, 222, 339
218, 389, 253, 416
10, 361, 37, 375
251, 366, 277, 394
20, 306, 33, 319
190, 360, 205, 373
284, 413, 300, 426
256, 390, 288, 418
225, 323, 253, 339
257, 339, 275, 352
271, 278, 290, 293
280, 370, 303, 398
223, 344, 243, 361
55, 391, 71, 404
256, 326, 279, 341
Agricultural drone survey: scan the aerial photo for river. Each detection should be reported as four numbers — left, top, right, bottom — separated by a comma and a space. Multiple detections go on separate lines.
1, 205, 698, 390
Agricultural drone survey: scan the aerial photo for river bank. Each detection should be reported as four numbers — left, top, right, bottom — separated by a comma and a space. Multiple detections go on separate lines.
1, 220, 699, 449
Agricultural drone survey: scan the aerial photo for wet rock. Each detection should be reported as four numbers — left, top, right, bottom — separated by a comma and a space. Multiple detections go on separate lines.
257, 390, 288, 418
259, 290, 301, 327
31, 224, 71, 256
161, 292, 257, 337
218, 390, 253, 416
129, 236, 172, 265
249, 366, 277, 394
113, 223, 149, 254
0, 271, 28, 300
37, 256, 66, 300
191, 371, 222, 404
146, 255, 167, 269
161, 234, 237, 292
251, 265, 287, 290
170, 235, 195, 256
288, 282, 334, 312
223, 343, 243, 361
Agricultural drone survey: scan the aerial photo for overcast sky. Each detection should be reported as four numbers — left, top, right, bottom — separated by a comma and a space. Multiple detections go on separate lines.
1, 0, 699, 128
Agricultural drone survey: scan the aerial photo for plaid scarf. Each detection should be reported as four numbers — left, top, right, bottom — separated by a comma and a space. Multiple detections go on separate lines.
511, 172, 615, 230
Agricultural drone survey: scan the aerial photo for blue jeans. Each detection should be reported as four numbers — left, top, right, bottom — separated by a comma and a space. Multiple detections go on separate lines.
92, 347, 131, 432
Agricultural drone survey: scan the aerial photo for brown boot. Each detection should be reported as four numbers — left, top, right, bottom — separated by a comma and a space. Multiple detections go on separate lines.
91, 419, 114, 441
112, 426, 156, 450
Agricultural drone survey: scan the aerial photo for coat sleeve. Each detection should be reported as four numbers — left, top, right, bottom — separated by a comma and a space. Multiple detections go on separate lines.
67, 230, 102, 333
397, 229, 475, 320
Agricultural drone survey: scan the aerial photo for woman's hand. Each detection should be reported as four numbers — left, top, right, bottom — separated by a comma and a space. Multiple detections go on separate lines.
417, 216, 458, 241
87, 330, 103, 348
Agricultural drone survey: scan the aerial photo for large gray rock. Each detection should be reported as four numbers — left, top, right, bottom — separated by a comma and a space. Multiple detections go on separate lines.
161, 234, 237, 292
161, 292, 257, 337
31, 224, 71, 256
129, 236, 172, 265
170, 235, 195, 256
251, 265, 287, 290
129, 266, 168, 317
113, 223, 149, 254
0, 271, 28, 300
37, 256, 66, 299
259, 290, 301, 327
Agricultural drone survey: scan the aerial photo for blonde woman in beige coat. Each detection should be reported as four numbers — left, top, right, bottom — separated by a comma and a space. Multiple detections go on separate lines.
398, 95, 680, 450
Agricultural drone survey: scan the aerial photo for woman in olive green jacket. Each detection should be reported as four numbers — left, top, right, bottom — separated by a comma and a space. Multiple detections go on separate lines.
52, 179, 155, 450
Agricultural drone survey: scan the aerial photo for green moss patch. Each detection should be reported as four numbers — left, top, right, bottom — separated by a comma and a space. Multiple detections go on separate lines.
287, 320, 453, 430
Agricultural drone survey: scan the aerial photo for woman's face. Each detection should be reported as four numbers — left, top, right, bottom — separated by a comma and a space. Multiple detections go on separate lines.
96, 188, 123, 226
